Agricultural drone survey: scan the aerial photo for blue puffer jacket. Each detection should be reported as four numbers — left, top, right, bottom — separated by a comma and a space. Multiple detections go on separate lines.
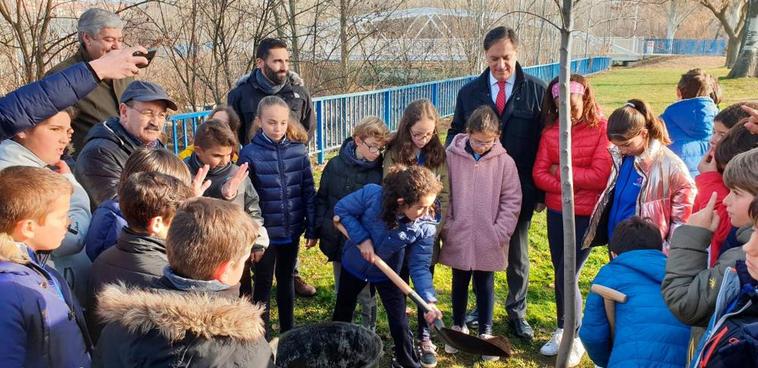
0, 241, 91, 368
238, 131, 316, 244
84, 199, 126, 261
0, 62, 98, 141
660, 97, 718, 178
580, 249, 690, 367
334, 184, 437, 303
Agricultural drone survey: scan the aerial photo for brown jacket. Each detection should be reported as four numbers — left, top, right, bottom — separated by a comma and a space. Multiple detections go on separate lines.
46, 46, 133, 153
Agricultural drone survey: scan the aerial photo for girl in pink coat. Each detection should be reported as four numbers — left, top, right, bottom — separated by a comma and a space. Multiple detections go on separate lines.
439, 105, 521, 361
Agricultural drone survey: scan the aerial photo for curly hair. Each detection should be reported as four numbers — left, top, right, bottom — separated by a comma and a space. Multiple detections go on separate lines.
541, 74, 601, 128
385, 99, 446, 169
381, 164, 443, 228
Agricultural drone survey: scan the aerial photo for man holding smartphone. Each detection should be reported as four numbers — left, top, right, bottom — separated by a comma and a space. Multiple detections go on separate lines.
47, 8, 134, 155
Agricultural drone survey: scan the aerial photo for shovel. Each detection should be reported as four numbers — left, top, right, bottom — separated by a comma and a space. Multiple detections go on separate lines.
333, 216, 512, 357
590, 284, 627, 342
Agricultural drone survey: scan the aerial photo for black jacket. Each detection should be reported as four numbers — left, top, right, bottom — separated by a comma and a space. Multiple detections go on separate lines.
226, 71, 315, 144
93, 282, 273, 368
74, 117, 164, 207
87, 228, 167, 341
315, 138, 383, 261
446, 64, 546, 217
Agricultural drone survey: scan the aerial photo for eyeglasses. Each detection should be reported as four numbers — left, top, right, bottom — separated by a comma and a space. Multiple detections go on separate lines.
127, 105, 168, 121
469, 137, 497, 147
362, 140, 385, 154
410, 130, 435, 141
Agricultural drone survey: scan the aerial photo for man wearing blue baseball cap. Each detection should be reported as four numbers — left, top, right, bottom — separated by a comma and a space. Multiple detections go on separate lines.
75, 80, 178, 207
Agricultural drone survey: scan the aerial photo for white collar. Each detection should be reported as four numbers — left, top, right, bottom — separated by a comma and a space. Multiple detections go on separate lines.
489, 70, 516, 87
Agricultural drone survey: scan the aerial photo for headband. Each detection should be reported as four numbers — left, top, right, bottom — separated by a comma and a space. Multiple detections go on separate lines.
551, 81, 586, 99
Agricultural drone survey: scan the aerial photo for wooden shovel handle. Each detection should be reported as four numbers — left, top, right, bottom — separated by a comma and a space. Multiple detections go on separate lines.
333, 215, 434, 313
590, 284, 627, 303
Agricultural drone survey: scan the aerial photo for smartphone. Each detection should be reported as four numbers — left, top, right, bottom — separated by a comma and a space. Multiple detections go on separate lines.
133, 48, 157, 68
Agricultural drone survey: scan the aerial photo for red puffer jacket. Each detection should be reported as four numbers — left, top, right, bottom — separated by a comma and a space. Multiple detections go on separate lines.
533, 119, 612, 216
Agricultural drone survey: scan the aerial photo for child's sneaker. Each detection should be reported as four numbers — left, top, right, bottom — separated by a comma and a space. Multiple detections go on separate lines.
444, 325, 469, 354
479, 334, 500, 362
418, 338, 437, 367
568, 337, 586, 367
465, 309, 479, 328
539, 327, 564, 356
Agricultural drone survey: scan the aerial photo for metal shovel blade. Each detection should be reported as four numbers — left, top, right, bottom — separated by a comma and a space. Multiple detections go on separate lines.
432, 319, 513, 357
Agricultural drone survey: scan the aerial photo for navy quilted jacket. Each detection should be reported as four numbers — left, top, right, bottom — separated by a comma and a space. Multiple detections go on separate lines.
238, 131, 316, 244
0, 62, 97, 141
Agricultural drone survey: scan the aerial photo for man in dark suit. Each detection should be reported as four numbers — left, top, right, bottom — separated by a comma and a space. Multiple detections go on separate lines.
446, 26, 546, 340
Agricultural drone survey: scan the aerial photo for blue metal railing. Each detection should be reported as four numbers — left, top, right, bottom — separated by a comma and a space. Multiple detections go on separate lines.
166, 56, 612, 163
644, 39, 727, 56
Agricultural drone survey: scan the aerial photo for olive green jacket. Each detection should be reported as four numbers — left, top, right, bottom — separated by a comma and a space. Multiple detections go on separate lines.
661, 224, 751, 362
46, 46, 133, 153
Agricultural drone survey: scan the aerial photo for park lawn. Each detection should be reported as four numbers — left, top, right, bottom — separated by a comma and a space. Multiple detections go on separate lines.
275, 58, 757, 367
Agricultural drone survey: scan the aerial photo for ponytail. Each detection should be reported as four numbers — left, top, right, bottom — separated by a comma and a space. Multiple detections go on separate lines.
608, 99, 671, 145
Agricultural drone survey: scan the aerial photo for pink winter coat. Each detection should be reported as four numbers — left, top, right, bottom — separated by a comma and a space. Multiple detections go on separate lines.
439, 133, 522, 272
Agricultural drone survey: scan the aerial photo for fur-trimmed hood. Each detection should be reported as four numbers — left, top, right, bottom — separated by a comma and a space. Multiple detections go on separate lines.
97, 284, 266, 342
0, 234, 30, 264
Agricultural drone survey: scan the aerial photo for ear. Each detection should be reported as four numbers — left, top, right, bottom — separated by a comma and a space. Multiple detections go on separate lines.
119, 103, 129, 121
396, 198, 405, 207
676, 88, 682, 100
640, 128, 649, 139
12, 219, 35, 243
146, 216, 169, 238
212, 260, 231, 283
81, 32, 93, 46
255, 57, 265, 69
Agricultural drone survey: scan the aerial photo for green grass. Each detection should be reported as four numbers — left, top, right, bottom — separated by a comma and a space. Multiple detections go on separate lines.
591, 64, 758, 114
273, 58, 757, 367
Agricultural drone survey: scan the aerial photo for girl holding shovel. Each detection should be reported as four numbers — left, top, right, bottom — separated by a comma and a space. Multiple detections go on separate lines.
332, 165, 443, 368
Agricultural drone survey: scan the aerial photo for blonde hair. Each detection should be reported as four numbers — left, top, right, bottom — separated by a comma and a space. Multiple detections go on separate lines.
166, 197, 259, 280
353, 116, 389, 142
0, 166, 73, 233
250, 96, 308, 143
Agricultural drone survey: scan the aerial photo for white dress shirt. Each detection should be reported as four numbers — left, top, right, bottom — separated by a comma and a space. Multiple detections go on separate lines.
489, 71, 516, 105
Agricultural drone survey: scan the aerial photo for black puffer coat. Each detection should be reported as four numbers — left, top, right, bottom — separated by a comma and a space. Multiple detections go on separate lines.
315, 138, 383, 261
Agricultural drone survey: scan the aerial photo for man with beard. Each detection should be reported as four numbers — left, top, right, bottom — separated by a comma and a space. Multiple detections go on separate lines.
46, 8, 133, 155
227, 38, 318, 298
75, 81, 177, 208
227, 38, 315, 145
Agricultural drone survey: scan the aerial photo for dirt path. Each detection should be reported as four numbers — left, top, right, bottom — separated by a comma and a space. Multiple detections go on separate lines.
626, 55, 726, 69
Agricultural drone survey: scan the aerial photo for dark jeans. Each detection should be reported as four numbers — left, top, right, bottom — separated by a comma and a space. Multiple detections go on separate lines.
252, 241, 299, 337
333, 267, 420, 368
452, 268, 494, 335
505, 217, 531, 320
547, 209, 592, 330
400, 256, 433, 341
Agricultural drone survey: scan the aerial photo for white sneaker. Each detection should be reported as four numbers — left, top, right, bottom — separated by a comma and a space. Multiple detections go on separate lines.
444, 325, 469, 354
539, 328, 563, 356
568, 337, 586, 367
479, 334, 500, 362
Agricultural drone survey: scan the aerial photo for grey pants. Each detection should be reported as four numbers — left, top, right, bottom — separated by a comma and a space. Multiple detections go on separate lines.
505, 218, 531, 320
333, 262, 377, 331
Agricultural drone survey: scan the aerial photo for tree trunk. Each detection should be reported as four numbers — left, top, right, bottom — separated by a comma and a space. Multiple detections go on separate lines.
556, 0, 577, 366
287, 0, 301, 74
729, 0, 758, 77
726, 35, 742, 67
339, 0, 350, 90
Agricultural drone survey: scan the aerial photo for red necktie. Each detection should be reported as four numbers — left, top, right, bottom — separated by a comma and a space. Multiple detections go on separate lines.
496, 80, 506, 115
